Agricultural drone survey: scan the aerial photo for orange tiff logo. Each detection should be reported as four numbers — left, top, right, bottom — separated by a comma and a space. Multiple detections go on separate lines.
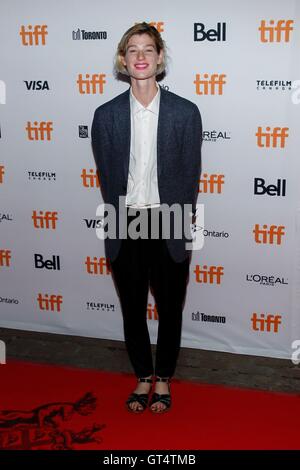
253, 224, 285, 245
147, 302, 159, 320
19, 24, 48, 45
194, 265, 224, 284
199, 174, 224, 194
256, 126, 289, 148
37, 294, 63, 312
135, 21, 164, 33
148, 22, 164, 33
251, 313, 282, 332
32, 211, 58, 229
194, 74, 226, 95
26, 121, 53, 141
0, 165, 4, 183
85, 257, 111, 275
259, 20, 293, 42
77, 74, 106, 94
81, 169, 100, 188
0, 250, 11, 267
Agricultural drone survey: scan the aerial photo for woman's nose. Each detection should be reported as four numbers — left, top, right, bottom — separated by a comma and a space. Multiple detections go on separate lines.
137, 50, 145, 60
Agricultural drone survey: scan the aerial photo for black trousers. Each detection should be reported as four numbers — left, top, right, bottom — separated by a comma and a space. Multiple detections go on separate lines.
110, 207, 190, 379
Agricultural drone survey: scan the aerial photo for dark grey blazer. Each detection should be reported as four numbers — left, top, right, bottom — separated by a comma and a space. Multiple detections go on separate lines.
91, 84, 202, 263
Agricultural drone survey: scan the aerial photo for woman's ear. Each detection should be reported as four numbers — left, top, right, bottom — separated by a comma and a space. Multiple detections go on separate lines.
157, 50, 164, 65
120, 54, 127, 68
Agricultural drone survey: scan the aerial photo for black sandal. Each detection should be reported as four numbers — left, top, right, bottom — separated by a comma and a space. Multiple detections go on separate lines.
149, 376, 171, 413
126, 377, 153, 413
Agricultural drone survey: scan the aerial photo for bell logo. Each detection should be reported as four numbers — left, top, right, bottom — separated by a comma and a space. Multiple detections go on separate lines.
37, 293, 63, 312
77, 74, 106, 94
32, 211, 58, 229
34, 254, 60, 271
251, 313, 282, 332
256, 126, 289, 148
147, 302, 158, 320
19, 24, 48, 46
148, 22, 164, 33
259, 20, 293, 43
194, 265, 224, 284
194, 22, 226, 42
254, 178, 286, 197
26, 121, 53, 141
0, 250, 11, 267
253, 224, 285, 245
85, 256, 111, 275
194, 74, 226, 95
81, 169, 100, 188
0, 165, 4, 183
199, 174, 224, 194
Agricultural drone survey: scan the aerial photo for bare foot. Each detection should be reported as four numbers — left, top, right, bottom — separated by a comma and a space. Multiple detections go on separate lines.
150, 379, 170, 413
128, 376, 153, 412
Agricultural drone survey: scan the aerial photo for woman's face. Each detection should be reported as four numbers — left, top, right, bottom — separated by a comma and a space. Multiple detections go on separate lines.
121, 33, 163, 81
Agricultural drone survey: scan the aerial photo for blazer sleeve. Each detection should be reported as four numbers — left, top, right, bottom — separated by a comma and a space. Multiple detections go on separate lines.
91, 108, 108, 202
182, 104, 202, 216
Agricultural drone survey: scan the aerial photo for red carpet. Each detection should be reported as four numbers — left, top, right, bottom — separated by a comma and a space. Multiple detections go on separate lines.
0, 360, 299, 450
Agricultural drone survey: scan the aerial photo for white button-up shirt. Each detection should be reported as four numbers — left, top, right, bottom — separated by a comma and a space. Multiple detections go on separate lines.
125, 82, 161, 209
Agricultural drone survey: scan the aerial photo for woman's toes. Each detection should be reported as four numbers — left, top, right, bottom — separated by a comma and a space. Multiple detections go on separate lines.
151, 403, 165, 412
131, 401, 142, 411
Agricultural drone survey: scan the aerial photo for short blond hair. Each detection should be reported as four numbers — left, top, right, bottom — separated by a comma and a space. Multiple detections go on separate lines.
114, 22, 167, 77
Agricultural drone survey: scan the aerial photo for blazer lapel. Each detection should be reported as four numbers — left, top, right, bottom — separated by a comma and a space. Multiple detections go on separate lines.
113, 89, 131, 184
114, 84, 173, 186
157, 85, 173, 179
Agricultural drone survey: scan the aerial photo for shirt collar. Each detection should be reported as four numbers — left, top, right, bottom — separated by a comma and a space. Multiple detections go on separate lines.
130, 82, 160, 115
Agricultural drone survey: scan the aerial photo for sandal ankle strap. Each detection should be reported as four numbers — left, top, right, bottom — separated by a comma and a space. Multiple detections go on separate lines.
155, 376, 170, 383
138, 377, 153, 384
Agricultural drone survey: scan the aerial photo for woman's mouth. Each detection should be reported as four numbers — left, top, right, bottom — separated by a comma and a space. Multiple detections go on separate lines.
134, 63, 148, 70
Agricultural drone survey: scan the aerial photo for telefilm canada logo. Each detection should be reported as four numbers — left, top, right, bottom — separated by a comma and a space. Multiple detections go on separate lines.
86, 302, 115, 312
256, 79, 292, 91
28, 170, 56, 181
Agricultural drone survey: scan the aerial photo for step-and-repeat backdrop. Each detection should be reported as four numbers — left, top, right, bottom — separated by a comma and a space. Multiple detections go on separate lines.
1, 0, 300, 360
